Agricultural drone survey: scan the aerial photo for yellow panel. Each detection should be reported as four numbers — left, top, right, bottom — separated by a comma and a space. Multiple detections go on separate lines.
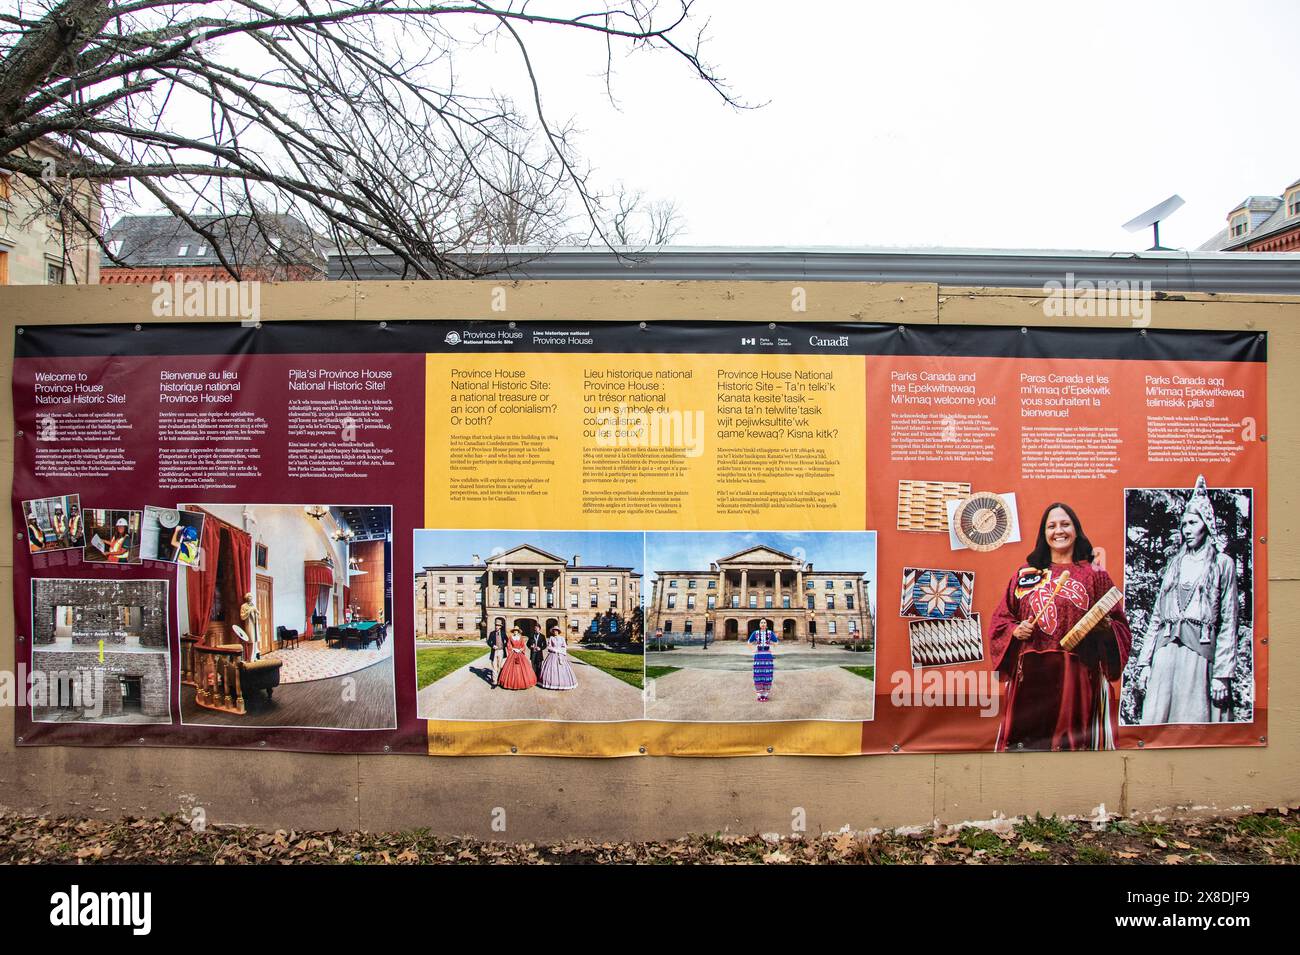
427, 719, 864, 757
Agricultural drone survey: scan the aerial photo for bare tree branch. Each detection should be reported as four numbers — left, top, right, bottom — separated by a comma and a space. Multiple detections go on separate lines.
1, 0, 737, 277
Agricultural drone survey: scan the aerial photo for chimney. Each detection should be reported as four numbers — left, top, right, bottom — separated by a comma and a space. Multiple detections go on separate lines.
472, 553, 481, 566
572, 554, 581, 567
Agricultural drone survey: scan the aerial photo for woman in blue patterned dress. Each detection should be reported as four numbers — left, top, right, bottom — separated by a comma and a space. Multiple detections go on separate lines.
748, 618, 779, 702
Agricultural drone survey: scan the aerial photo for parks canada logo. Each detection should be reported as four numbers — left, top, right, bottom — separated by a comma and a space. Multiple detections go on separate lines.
444, 331, 462, 345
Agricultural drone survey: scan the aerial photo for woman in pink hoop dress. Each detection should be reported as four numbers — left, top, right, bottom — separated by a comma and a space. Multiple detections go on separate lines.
538, 626, 578, 690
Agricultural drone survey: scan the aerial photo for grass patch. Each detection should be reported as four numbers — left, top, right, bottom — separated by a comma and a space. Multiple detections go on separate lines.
1280, 830, 1300, 862
415, 646, 486, 689
1135, 821, 1170, 839
1075, 845, 1111, 864
1015, 813, 1078, 843
1236, 814, 1288, 836
646, 665, 681, 680
959, 828, 1012, 857
569, 649, 644, 689
841, 665, 875, 681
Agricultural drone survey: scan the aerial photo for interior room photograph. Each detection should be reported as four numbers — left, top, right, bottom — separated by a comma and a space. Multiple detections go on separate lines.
176, 504, 395, 730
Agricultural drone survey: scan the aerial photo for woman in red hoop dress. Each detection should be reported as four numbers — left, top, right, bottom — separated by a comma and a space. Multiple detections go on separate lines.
496, 626, 538, 690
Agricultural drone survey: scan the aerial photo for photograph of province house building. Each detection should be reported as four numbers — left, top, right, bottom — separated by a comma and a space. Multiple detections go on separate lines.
177, 504, 395, 730
644, 533, 877, 722
414, 531, 645, 722
30, 578, 171, 724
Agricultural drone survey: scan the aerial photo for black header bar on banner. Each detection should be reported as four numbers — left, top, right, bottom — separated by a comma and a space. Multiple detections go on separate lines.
13, 321, 1268, 363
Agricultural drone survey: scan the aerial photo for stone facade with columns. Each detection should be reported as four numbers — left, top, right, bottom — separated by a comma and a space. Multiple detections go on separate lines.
415, 544, 641, 640
647, 545, 873, 643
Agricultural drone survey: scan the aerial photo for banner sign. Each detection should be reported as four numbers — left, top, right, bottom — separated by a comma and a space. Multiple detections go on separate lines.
10, 321, 1267, 756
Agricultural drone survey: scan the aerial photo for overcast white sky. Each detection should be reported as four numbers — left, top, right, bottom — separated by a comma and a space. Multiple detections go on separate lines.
509, 0, 1300, 252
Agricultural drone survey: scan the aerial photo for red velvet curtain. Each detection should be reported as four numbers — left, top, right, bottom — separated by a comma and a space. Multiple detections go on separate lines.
305, 562, 334, 632
185, 515, 223, 637
223, 525, 253, 659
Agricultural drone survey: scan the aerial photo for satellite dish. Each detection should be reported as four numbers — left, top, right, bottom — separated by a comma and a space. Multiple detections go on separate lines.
1122, 194, 1185, 250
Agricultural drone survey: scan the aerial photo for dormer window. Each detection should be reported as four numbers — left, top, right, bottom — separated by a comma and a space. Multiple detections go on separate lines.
1288, 189, 1300, 219
196, 244, 207, 256
106, 239, 123, 257
1230, 214, 1249, 238
177, 244, 190, 256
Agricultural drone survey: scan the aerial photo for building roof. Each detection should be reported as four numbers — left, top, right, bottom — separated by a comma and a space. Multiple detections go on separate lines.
1199, 181, 1300, 251
419, 564, 639, 573
330, 245, 1300, 294
104, 213, 326, 271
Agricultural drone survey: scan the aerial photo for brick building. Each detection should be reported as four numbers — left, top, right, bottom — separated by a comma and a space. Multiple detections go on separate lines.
1198, 178, 1300, 253
415, 544, 641, 640
0, 139, 102, 285
647, 545, 873, 643
99, 213, 326, 285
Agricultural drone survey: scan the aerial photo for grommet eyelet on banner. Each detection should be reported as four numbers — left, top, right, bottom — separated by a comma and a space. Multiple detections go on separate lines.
891, 743, 901, 753
766, 746, 774, 754
639, 322, 647, 330
1020, 327, 1027, 334
510, 746, 518, 754
134, 324, 142, 331
508, 321, 516, 329
1261, 637, 1269, 645
1137, 740, 1145, 748
1259, 736, 1267, 744
15, 533, 22, 540
383, 745, 391, 753
768, 323, 776, 330
1139, 329, 1147, 337
379, 321, 387, 329
258, 740, 267, 747
638, 746, 646, 754
138, 738, 145, 744
15, 430, 22, 437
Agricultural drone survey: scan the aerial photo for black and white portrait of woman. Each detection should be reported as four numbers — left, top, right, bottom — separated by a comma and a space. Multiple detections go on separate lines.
1121, 477, 1253, 726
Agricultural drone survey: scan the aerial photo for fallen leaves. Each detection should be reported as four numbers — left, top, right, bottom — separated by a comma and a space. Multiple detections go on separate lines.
0, 807, 1294, 866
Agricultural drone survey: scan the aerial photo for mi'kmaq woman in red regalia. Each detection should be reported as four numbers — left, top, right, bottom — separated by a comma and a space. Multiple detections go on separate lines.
989, 502, 1132, 752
